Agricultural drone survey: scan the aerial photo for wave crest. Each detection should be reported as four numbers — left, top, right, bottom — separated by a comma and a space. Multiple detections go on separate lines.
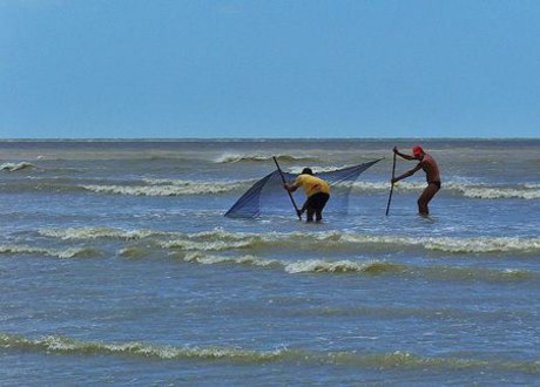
40, 227, 159, 240
178, 252, 534, 282
461, 186, 540, 200
1, 332, 539, 372
0, 162, 35, 172
80, 179, 249, 196
0, 244, 100, 259
39, 227, 540, 255
181, 252, 407, 277
214, 153, 315, 164
0, 333, 284, 362
423, 237, 540, 254
182, 252, 279, 268
350, 181, 540, 200
284, 259, 406, 274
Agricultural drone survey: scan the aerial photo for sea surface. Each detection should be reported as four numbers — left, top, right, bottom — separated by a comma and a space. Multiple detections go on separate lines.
1, 139, 539, 385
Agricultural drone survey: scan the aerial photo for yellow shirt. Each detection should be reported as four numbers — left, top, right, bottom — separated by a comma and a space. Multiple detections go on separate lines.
294, 174, 330, 197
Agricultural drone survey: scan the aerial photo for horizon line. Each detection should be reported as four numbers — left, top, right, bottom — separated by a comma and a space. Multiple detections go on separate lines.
1, 136, 539, 142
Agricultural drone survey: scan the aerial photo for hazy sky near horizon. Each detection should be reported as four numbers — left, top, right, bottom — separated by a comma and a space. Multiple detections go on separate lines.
1, 0, 539, 138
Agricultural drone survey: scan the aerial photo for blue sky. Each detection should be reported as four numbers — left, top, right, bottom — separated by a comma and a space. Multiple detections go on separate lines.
1, 0, 538, 138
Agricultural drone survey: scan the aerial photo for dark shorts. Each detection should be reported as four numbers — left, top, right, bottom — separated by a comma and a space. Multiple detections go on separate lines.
429, 181, 441, 189
305, 192, 330, 211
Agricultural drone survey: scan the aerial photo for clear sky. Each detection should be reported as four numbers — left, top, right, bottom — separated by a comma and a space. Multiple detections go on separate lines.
1, 0, 539, 138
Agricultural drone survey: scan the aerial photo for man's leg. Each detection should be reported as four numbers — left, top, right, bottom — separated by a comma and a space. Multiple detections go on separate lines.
306, 208, 315, 222
317, 193, 329, 222
417, 183, 439, 215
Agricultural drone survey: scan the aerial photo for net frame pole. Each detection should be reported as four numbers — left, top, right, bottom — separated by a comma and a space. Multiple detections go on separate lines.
385, 152, 397, 216
273, 156, 302, 220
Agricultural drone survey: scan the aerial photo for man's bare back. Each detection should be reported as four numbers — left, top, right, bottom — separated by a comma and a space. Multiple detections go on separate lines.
419, 153, 440, 184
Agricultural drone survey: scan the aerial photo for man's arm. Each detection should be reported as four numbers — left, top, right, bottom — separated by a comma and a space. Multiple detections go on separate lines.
392, 163, 422, 184
284, 182, 298, 192
284, 175, 302, 192
393, 146, 416, 161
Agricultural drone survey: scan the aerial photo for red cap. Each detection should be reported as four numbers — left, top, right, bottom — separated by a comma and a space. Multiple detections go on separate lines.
412, 145, 424, 157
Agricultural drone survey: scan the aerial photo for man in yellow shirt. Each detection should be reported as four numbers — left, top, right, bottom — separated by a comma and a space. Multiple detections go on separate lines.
284, 168, 330, 222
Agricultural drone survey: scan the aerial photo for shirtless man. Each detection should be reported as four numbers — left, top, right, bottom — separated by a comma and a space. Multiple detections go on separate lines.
284, 168, 330, 222
392, 145, 441, 216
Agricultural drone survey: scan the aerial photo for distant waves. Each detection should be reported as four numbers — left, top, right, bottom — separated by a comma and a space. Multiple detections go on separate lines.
214, 153, 317, 164
80, 178, 254, 196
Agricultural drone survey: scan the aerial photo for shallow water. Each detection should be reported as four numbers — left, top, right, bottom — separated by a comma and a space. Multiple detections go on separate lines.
1, 139, 539, 385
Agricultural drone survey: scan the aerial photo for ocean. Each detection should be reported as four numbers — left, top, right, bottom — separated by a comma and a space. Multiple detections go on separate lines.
1, 139, 539, 385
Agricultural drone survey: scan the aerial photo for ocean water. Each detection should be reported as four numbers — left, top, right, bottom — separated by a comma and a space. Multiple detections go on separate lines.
0, 139, 539, 385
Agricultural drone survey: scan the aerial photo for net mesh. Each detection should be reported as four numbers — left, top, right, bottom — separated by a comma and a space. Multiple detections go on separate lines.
225, 159, 382, 218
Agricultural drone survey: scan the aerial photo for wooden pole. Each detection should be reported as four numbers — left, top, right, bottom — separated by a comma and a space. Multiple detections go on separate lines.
273, 156, 302, 220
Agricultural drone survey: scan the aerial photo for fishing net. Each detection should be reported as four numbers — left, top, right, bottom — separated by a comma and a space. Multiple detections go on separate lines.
225, 159, 382, 218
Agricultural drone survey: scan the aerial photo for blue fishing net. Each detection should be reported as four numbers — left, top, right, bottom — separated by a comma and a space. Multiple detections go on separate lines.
225, 159, 382, 218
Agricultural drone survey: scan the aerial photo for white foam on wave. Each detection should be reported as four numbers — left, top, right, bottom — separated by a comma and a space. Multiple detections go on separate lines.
349, 181, 400, 191
214, 153, 313, 164
182, 252, 410, 276
142, 177, 255, 187
161, 239, 254, 251
3, 332, 539, 370
72, 174, 540, 200
287, 165, 353, 174
182, 251, 406, 274
39, 227, 540, 254
39, 227, 159, 240
0, 244, 98, 258
0, 162, 35, 172
0, 333, 285, 362
172, 251, 536, 282
340, 234, 540, 254
460, 186, 540, 200
349, 180, 540, 200
283, 259, 399, 274
80, 180, 240, 196
183, 232, 540, 254
423, 237, 540, 253
183, 252, 279, 267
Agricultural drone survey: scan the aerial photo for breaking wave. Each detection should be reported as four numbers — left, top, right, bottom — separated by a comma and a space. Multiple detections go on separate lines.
0, 333, 284, 362
283, 259, 406, 274
2, 169, 538, 200
80, 179, 250, 196
214, 153, 316, 164
0, 162, 35, 172
181, 252, 405, 276
351, 181, 540, 200
39, 227, 160, 240
118, 247, 150, 258
1, 332, 539, 373
288, 165, 357, 174
461, 186, 540, 200
182, 252, 280, 268
73, 181, 540, 199
142, 177, 255, 187
160, 230, 540, 255
179, 252, 534, 282
0, 244, 100, 259
39, 227, 540, 255
420, 236, 540, 254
